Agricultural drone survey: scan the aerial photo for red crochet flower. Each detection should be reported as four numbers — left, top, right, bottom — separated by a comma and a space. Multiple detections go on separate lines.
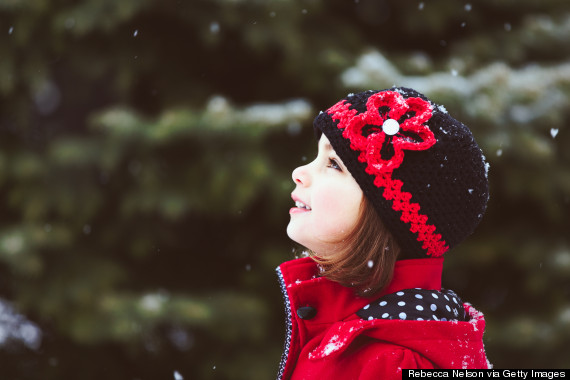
328, 91, 435, 174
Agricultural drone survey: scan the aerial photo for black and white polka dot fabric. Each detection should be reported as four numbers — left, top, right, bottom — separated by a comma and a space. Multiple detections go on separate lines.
356, 288, 468, 322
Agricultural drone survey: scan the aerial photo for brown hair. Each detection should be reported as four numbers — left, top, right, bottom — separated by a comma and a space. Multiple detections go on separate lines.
309, 197, 401, 297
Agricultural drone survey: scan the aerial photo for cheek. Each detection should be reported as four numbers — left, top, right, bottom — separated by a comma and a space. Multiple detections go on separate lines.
312, 185, 362, 240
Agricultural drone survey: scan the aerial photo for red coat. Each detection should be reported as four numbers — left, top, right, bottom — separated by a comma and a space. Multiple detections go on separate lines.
276, 257, 490, 380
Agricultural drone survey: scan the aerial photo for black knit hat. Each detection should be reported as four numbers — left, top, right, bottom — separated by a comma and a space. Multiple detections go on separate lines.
313, 87, 489, 259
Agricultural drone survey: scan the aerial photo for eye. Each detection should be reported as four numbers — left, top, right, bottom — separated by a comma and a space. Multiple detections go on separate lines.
327, 158, 342, 171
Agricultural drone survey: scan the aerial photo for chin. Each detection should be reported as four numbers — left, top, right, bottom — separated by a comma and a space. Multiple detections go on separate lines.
286, 224, 301, 245
287, 225, 310, 250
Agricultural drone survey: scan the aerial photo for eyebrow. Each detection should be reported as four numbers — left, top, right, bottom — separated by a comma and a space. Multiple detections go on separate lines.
322, 141, 333, 151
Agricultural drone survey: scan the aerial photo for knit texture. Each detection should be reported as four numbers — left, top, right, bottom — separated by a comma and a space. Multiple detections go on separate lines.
313, 87, 489, 259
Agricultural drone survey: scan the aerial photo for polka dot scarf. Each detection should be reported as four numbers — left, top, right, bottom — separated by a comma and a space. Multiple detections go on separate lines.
356, 288, 468, 322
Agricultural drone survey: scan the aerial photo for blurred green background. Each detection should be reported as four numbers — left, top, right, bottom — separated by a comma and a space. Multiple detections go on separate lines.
1, 0, 569, 378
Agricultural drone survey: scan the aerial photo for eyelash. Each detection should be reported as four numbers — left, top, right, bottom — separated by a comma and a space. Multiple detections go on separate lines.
327, 158, 342, 171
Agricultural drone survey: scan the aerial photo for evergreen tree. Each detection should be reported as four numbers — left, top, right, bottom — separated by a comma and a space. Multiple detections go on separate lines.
0, 0, 568, 378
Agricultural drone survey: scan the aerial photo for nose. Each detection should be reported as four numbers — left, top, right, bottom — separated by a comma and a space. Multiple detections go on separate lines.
292, 164, 310, 187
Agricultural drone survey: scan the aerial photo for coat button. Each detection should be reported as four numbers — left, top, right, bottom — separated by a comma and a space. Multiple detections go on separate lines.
297, 306, 317, 320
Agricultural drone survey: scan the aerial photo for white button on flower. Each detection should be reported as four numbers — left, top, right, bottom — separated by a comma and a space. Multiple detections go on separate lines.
382, 119, 400, 135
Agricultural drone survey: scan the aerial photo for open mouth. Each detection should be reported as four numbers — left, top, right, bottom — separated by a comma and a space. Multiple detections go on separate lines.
294, 201, 312, 211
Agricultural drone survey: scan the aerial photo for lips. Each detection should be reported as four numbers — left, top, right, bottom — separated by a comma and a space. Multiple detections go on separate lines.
290, 194, 311, 214
294, 200, 311, 210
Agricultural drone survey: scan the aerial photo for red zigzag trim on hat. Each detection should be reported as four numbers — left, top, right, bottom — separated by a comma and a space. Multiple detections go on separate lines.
373, 172, 448, 257
328, 93, 448, 257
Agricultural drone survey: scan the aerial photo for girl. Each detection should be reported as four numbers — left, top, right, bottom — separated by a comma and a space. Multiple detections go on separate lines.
276, 87, 491, 380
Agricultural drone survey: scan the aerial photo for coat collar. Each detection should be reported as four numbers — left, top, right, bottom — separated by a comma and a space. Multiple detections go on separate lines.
277, 256, 444, 325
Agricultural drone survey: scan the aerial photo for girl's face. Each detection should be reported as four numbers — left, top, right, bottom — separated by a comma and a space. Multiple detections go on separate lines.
287, 135, 363, 257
